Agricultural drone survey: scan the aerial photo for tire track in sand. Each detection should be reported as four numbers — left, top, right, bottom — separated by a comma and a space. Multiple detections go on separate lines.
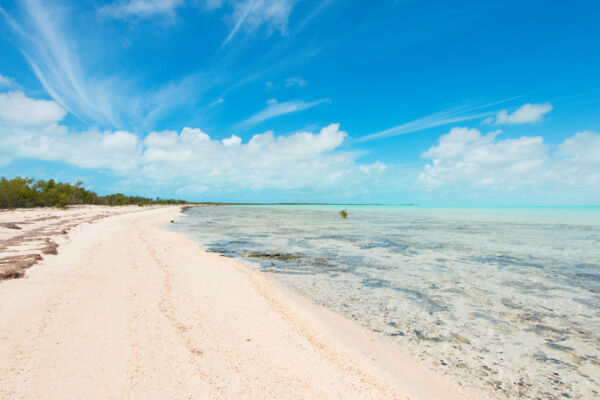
132, 219, 224, 397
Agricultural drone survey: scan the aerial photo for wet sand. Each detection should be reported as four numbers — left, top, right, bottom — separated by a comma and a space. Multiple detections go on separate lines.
0, 206, 475, 399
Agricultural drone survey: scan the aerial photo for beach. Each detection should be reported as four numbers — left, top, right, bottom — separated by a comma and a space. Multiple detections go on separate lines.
173, 205, 600, 399
0, 206, 471, 399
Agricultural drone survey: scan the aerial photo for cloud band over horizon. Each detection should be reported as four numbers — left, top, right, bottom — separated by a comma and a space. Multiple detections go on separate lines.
0, 89, 598, 204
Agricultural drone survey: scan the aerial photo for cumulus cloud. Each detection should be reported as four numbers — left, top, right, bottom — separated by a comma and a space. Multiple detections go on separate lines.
553, 131, 600, 188
1, 117, 388, 197
484, 103, 553, 125
222, 134, 242, 146
98, 0, 184, 19
134, 124, 378, 192
1, 88, 595, 202
136, 123, 355, 193
0, 124, 140, 171
0, 91, 66, 126
419, 127, 548, 188
240, 98, 330, 126
557, 130, 600, 163
419, 126, 600, 194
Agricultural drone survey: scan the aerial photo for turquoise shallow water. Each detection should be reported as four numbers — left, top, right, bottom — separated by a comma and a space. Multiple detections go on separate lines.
172, 205, 600, 399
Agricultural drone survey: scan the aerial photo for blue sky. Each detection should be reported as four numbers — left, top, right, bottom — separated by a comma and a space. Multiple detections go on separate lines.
0, 0, 599, 204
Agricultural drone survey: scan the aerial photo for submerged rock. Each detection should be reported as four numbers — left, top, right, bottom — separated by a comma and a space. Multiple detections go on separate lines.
451, 333, 471, 344
388, 331, 405, 337
501, 298, 521, 309
242, 251, 303, 262
528, 324, 570, 336
546, 342, 575, 352
414, 330, 444, 342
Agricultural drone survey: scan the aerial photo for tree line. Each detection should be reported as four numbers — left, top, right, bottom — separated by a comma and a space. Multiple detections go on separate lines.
0, 177, 189, 209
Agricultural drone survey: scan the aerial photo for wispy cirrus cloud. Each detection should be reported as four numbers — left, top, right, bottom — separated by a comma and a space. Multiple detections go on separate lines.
284, 76, 307, 87
239, 97, 330, 127
209, 97, 225, 107
98, 0, 184, 20
2, 0, 132, 127
1, 0, 205, 130
219, 0, 298, 46
222, 0, 257, 46
356, 108, 494, 143
355, 97, 523, 143
266, 76, 307, 90
0, 74, 16, 88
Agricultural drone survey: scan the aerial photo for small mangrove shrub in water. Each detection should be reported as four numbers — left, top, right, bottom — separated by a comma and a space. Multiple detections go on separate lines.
339, 209, 348, 218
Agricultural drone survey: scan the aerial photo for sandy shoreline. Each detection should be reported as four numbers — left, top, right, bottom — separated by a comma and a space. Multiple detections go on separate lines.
0, 206, 476, 399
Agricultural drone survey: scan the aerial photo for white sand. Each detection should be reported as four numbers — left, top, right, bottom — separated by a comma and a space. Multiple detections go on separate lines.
0, 206, 476, 399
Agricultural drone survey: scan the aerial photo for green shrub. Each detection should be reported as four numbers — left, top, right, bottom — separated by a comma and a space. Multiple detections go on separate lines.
339, 209, 348, 218
0, 176, 189, 209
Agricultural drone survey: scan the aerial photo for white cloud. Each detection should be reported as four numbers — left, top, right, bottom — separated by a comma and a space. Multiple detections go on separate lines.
265, 77, 308, 90
359, 161, 386, 174
181, 127, 210, 141
557, 130, 600, 163
357, 104, 499, 143
209, 97, 225, 107
419, 127, 548, 188
240, 98, 330, 126
0, 91, 66, 126
205, 0, 226, 10
99, 0, 183, 19
1, 119, 386, 197
137, 123, 351, 191
0, 124, 140, 172
4, 0, 204, 130
222, 134, 241, 146
551, 131, 600, 188
5, 0, 119, 126
0, 74, 15, 88
1, 108, 599, 201
419, 126, 600, 194
284, 76, 307, 87
486, 102, 553, 125
358, 98, 552, 144
219, 0, 298, 46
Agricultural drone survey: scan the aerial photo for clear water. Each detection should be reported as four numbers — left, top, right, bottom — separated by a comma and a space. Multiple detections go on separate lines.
171, 205, 600, 399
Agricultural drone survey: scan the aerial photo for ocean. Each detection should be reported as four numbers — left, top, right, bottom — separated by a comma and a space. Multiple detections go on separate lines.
170, 205, 600, 399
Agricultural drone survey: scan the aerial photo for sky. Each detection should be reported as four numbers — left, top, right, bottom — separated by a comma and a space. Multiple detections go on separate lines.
0, 0, 599, 205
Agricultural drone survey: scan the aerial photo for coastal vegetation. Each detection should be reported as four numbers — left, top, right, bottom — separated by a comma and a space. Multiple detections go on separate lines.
339, 209, 348, 218
0, 177, 188, 209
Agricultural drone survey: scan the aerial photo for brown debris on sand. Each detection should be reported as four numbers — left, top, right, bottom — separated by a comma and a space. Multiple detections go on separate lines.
0, 254, 43, 280
41, 240, 59, 255
0, 206, 150, 281
0, 222, 21, 230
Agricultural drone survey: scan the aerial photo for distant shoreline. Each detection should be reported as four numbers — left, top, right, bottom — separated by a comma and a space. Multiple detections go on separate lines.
183, 202, 418, 207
